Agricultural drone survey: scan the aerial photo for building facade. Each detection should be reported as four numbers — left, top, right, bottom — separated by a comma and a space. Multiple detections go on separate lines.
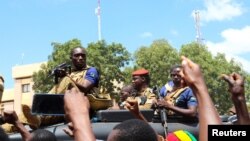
1, 62, 46, 114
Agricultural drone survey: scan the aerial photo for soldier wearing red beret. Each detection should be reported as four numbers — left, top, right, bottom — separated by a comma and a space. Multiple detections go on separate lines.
132, 69, 149, 76
129, 68, 156, 109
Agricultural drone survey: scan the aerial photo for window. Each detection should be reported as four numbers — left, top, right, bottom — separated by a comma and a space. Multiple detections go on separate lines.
22, 84, 30, 93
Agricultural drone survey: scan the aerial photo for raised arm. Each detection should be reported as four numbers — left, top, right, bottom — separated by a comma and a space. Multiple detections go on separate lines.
125, 98, 148, 122
221, 73, 250, 124
181, 56, 221, 141
64, 87, 95, 141
3, 110, 32, 141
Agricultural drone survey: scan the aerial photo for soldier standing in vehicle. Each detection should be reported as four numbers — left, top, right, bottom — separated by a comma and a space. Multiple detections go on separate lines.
128, 68, 156, 109
21, 46, 112, 129
155, 65, 198, 118
49, 46, 100, 95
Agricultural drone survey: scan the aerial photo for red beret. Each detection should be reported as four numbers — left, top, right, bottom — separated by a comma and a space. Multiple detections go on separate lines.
132, 69, 149, 76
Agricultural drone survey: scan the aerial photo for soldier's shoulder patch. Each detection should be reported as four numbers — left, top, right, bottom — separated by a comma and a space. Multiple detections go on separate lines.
90, 72, 95, 78
190, 97, 197, 102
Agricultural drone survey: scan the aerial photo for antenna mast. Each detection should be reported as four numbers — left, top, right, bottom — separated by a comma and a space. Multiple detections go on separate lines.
95, 0, 102, 41
194, 10, 203, 45
21, 53, 24, 64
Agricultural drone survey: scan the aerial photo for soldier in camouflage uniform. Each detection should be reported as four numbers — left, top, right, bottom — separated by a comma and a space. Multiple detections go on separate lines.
21, 46, 112, 129
129, 69, 156, 110
49, 47, 99, 95
156, 65, 198, 117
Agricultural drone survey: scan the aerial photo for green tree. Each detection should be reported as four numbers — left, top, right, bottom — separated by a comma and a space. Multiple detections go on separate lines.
122, 66, 134, 85
87, 40, 131, 96
133, 39, 179, 88
179, 42, 247, 114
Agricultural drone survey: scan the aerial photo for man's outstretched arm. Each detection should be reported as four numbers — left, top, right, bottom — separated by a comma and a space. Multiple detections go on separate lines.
3, 110, 32, 141
181, 56, 221, 141
64, 87, 96, 141
221, 73, 250, 124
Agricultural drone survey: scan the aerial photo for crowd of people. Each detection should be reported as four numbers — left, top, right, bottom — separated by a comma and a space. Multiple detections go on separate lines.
0, 46, 250, 141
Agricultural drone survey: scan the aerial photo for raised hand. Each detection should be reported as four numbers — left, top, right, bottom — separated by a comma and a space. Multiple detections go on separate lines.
3, 110, 19, 125
221, 73, 244, 98
3, 110, 32, 141
221, 73, 250, 125
181, 56, 221, 141
180, 56, 206, 90
156, 99, 172, 109
125, 97, 140, 116
125, 98, 147, 122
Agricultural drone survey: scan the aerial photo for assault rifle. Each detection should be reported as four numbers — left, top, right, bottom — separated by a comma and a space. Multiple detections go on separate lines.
153, 86, 168, 138
48, 62, 71, 84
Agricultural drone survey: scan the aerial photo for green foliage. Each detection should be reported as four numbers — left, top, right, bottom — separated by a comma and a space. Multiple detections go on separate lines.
179, 42, 247, 114
122, 66, 134, 85
133, 39, 179, 87
86, 40, 131, 96
32, 63, 53, 93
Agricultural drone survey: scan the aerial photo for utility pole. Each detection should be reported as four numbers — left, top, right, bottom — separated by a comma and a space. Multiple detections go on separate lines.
95, 0, 102, 41
194, 10, 203, 45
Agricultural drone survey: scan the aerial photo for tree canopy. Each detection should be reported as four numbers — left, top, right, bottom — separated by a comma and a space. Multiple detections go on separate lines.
33, 38, 250, 114
180, 42, 248, 114
133, 39, 179, 88
86, 40, 131, 95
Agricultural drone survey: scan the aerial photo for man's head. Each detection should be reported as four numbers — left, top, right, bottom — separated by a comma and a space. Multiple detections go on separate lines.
107, 119, 158, 141
170, 65, 182, 86
29, 129, 57, 141
70, 47, 87, 70
120, 84, 134, 102
132, 69, 150, 90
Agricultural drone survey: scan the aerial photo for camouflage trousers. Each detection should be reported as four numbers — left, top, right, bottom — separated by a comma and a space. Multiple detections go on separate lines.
1, 77, 71, 133
49, 76, 75, 94
1, 104, 65, 133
